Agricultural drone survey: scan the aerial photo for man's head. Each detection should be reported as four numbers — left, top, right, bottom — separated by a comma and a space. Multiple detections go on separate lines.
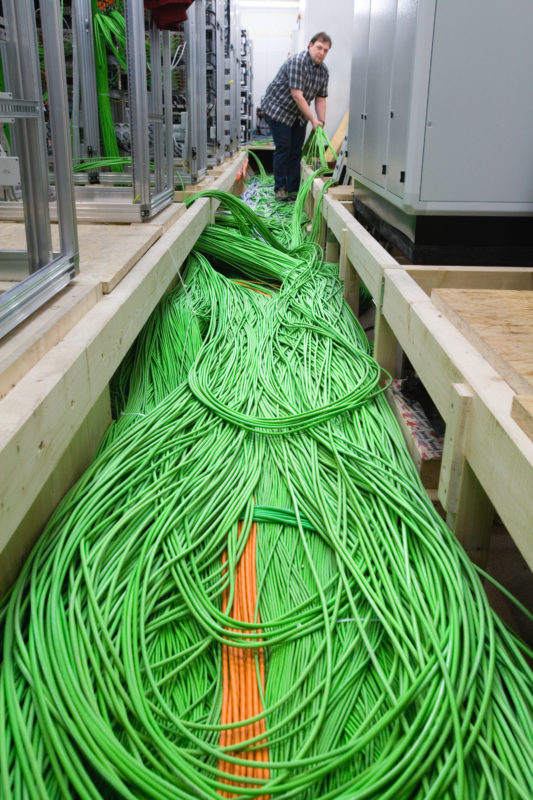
308, 33, 332, 65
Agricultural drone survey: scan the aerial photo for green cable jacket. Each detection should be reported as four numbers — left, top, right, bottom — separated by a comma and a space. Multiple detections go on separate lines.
1, 166, 532, 800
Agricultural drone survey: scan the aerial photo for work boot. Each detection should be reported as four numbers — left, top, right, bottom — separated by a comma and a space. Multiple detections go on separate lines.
274, 187, 287, 200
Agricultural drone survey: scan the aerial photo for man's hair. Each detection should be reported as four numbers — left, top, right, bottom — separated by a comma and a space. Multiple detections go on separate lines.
309, 32, 332, 48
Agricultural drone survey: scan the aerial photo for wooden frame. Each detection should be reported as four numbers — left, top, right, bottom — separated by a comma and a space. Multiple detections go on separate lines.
301, 167, 533, 571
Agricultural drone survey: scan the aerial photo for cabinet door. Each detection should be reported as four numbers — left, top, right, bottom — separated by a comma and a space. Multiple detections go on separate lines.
362, 0, 397, 188
386, 0, 418, 197
420, 0, 533, 205
346, 0, 371, 177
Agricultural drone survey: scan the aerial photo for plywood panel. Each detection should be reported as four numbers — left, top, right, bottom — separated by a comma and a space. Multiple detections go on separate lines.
432, 289, 533, 395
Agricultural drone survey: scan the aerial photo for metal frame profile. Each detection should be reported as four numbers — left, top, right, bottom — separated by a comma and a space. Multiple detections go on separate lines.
0, 0, 78, 339
71, 0, 101, 162
125, 1, 174, 218
183, 0, 207, 183
205, 0, 225, 166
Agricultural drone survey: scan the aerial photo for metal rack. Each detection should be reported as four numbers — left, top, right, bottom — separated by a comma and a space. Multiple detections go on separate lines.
205, 0, 225, 165
181, 0, 208, 183
224, 0, 240, 156
125, 3, 174, 217
240, 28, 252, 144
0, 0, 78, 338
71, 0, 100, 163
1, 1, 175, 223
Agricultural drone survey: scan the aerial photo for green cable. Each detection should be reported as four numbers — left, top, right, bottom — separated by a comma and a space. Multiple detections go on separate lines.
1, 168, 532, 800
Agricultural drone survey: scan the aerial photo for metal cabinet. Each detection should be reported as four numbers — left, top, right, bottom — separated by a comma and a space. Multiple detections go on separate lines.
346, 0, 370, 176
347, 0, 533, 214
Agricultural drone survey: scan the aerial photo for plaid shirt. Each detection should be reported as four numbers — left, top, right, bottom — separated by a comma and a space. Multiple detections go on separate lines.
262, 50, 328, 126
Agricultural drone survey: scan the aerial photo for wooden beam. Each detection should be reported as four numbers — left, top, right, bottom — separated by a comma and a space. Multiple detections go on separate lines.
322, 192, 399, 301
0, 197, 217, 569
407, 266, 533, 296
380, 268, 533, 570
339, 228, 360, 316
0, 388, 111, 596
511, 395, 533, 440
325, 110, 349, 161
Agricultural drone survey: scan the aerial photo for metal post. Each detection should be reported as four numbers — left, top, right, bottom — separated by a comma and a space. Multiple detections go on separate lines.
215, 0, 225, 162
72, 0, 101, 159
3, 0, 52, 273
124, 0, 151, 214
162, 31, 174, 191
194, 0, 207, 176
149, 21, 164, 194
184, 10, 198, 181
41, 0, 78, 264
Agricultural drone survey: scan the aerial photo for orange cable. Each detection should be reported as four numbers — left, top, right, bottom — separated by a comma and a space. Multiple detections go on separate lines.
218, 522, 270, 798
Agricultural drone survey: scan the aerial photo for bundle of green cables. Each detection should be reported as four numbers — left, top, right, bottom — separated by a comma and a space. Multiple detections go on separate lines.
1, 179, 532, 799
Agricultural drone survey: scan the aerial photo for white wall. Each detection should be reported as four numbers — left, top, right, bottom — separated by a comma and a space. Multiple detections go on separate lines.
239, 5, 303, 131
239, 0, 355, 139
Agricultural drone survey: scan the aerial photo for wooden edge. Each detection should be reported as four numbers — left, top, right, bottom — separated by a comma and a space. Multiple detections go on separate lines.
327, 185, 354, 202
0, 197, 212, 560
0, 388, 112, 596
381, 267, 533, 570
322, 192, 399, 301
407, 266, 533, 296
154, 201, 188, 234
325, 110, 349, 162
0, 281, 103, 399
101, 225, 163, 294
438, 382, 473, 513
431, 288, 533, 397
511, 395, 533, 440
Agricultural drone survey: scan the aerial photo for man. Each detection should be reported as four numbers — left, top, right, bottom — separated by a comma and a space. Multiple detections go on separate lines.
262, 32, 331, 200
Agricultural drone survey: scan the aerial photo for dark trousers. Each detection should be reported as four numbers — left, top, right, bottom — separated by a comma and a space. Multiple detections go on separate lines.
265, 116, 307, 193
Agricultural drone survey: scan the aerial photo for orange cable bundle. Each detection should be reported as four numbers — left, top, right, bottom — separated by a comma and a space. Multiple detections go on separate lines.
219, 523, 270, 799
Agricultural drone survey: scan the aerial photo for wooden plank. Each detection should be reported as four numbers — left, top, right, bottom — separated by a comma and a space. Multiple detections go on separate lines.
339, 229, 360, 315
407, 266, 533, 296
0, 387, 111, 596
77, 222, 162, 294
511, 394, 533, 440
0, 281, 102, 399
451, 461, 494, 568
327, 185, 354, 202
381, 268, 533, 569
322, 192, 399, 301
374, 311, 400, 383
432, 288, 533, 395
325, 110, 349, 161
439, 383, 474, 514
0, 197, 212, 561
437, 381, 493, 565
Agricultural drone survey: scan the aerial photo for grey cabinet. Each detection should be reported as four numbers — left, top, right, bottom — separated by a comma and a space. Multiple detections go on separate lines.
346, 0, 533, 214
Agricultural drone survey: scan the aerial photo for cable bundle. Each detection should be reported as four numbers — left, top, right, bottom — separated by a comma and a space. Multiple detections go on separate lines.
1, 183, 532, 799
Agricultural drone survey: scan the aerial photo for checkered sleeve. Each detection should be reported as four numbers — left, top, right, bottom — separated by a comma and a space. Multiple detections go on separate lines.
287, 54, 304, 91
317, 70, 329, 98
